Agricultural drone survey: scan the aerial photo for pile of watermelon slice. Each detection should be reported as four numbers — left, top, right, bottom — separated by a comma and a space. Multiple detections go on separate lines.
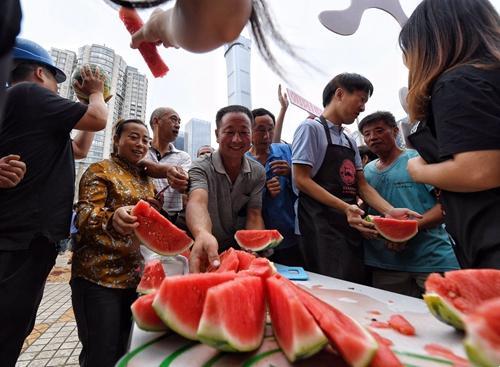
131, 249, 404, 367
423, 269, 500, 367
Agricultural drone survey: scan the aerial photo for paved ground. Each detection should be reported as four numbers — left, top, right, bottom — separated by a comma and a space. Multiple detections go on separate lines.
16, 252, 81, 367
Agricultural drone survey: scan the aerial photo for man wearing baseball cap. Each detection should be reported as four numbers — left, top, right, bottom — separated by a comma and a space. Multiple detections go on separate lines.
0, 38, 108, 366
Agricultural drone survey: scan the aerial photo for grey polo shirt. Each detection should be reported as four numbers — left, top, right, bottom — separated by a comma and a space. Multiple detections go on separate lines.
188, 150, 265, 248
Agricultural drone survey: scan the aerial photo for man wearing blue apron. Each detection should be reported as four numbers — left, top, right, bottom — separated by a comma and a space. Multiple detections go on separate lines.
292, 73, 419, 283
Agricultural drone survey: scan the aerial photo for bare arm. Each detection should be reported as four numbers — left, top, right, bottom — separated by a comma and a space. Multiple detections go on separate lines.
72, 131, 95, 160
408, 151, 500, 192
273, 84, 289, 143
186, 188, 220, 272
245, 207, 265, 230
357, 171, 393, 215
131, 0, 252, 53
417, 202, 444, 230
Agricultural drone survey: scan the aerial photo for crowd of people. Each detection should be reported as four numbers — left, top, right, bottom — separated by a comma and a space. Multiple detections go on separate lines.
0, 0, 499, 366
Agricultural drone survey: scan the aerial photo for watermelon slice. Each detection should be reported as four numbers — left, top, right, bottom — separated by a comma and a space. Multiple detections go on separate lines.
292, 284, 378, 367
235, 229, 283, 251
197, 276, 266, 352
131, 200, 193, 256
388, 314, 416, 336
368, 331, 403, 367
238, 257, 276, 280
236, 249, 256, 271
463, 297, 500, 367
423, 269, 500, 330
206, 248, 240, 273
131, 292, 168, 332
152, 272, 236, 340
266, 275, 327, 362
365, 215, 418, 242
118, 7, 169, 78
136, 259, 166, 294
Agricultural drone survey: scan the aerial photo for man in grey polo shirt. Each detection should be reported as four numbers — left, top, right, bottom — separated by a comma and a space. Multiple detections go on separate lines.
186, 105, 266, 273
140, 107, 191, 223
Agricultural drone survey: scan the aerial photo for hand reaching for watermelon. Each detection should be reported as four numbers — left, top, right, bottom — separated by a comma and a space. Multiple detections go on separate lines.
111, 206, 140, 235
344, 204, 379, 237
189, 231, 220, 273
72, 64, 106, 103
385, 207, 422, 220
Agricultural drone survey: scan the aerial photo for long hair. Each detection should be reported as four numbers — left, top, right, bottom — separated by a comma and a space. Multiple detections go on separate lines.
399, 0, 500, 122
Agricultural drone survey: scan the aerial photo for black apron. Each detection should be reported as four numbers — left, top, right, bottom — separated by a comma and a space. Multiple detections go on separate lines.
298, 117, 366, 283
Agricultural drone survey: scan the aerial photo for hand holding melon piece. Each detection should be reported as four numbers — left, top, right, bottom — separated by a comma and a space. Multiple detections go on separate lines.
365, 215, 418, 243
131, 199, 193, 256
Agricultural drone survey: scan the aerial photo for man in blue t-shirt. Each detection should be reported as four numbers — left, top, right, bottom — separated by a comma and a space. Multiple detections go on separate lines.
246, 108, 304, 266
359, 111, 459, 297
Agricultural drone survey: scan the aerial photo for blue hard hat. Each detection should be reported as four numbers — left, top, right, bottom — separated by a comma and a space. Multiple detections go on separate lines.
12, 38, 66, 83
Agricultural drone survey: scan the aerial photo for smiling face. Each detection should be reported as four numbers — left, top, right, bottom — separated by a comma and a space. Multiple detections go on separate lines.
216, 111, 252, 161
361, 119, 398, 156
252, 115, 275, 150
114, 122, 150, 165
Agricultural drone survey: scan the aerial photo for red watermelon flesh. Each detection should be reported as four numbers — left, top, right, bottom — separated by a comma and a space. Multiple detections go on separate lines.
197, 276, 266, 352
131, 200, 193, 256
238, 257, 276, 280
292, 284, 378, 367
136, 259, 166, 294
206, 248, 239, 273
236, 250, 256, 271
266, 275, 327, 362
424, 270, 500, 330
131, 292, 168, 332
118, 7, 169, 78
464, 297, 500, 367
368, 216, 418, 242
235, 229, 283, 251
426, 270, 500, 315
152, 272, 236, 340
388, 314, 415, 336
368, 331, 403, 367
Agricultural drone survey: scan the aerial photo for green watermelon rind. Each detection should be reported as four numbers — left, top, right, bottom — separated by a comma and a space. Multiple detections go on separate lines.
464, 339, 497, 367
153, 296, 199, 340
463, 312, 500, 367
132, 200, 194, 256
71, 64, 112, 102
234, 230, 284, 252
423, 293, 465, 330
365, 215, 418, 243
131, 295, 169, 332
267, 278, 328, 362
196, 278, 266, 352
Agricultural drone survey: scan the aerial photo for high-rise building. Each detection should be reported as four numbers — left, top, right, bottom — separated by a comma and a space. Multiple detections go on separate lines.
174, 130, 185, 151
224, 35, 252, 109
50, 48, 77, 100
51, 44, 148, 192
184, 118, 211, 159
